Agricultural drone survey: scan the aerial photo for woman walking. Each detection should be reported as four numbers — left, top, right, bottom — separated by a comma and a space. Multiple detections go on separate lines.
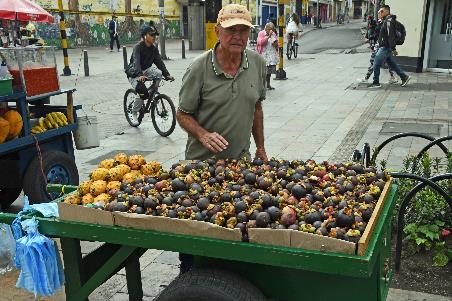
256, 22, 279, 90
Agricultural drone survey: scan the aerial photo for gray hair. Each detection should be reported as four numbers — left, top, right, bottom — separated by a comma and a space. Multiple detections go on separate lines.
265, 22, 275, 30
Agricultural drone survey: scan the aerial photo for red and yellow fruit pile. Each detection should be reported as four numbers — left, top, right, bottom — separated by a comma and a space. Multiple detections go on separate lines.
66, 156, 389, 244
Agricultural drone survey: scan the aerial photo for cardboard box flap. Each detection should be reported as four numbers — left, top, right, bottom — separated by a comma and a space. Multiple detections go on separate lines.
248, 228, 292, 248
58, 202, 114, 226
290, 231, 356, 255
114, 212, 242, 241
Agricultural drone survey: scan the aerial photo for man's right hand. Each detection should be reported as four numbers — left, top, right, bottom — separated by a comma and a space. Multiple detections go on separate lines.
138, 75, 146, 82
200, 132, 229, 153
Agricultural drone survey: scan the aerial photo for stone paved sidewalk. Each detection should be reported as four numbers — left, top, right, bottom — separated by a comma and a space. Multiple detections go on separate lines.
1, 24, 451, 301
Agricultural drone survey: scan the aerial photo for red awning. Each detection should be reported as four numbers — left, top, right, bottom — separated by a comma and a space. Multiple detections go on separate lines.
0, 0, 54, 23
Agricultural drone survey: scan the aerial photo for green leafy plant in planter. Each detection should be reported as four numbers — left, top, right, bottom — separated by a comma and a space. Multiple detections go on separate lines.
385, 153, 452, 267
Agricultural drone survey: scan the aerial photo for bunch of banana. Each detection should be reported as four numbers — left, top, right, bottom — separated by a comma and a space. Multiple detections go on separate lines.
31, 112, 69, 134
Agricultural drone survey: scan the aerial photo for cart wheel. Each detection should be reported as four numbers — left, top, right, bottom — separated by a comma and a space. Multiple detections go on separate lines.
23, 150, 79, 203
155, 268, 267, 301
0, 188, 22, 210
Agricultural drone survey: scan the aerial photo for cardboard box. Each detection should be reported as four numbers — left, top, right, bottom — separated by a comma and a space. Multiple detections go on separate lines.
248, 228, 292, 248
58, 202, 114, 226
114, 212, 242, 241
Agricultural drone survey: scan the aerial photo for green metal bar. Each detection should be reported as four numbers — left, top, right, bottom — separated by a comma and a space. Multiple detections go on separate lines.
60, 238, 87, 301
81, 243, 122, 280
75, 245, 136, 301
125, 249, 144, 301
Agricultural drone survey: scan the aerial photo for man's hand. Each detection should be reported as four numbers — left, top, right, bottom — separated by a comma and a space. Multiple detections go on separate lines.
392, 49, 398, 56
138, 75, 146, 82
199, 132, 229, 153
255, 147, 268, 163
165, 75, 175, 81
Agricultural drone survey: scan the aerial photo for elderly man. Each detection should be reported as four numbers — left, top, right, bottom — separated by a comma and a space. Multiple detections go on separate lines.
176, 4, 268, 274
177, 4, 268, 163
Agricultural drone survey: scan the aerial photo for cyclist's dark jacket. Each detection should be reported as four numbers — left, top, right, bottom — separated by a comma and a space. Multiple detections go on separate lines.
130, 41, 170, 77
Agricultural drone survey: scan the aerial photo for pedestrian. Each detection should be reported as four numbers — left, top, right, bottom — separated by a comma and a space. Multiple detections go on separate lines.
369, 5, 410, 88
364, 12, 396, 84
256, 22, 279, 90
125, 24, 174, 120
176, 3, 267, 274
108, 15, 120, 52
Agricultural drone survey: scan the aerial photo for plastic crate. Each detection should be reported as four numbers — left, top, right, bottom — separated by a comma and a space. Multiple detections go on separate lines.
0, 78, 12, 96
0, 47, 60, 97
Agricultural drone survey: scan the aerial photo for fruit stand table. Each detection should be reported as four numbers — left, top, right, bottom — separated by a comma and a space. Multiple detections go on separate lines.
0, 183, 398, 301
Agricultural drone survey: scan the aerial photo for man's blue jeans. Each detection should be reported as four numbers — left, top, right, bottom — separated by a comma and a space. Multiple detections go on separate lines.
373, 47, 407, 83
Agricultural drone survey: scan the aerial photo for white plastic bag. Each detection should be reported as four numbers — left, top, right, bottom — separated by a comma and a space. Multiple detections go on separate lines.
0, 223, 16, 275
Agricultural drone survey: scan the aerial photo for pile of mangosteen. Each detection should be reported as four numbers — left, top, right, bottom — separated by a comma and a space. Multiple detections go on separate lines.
104, 158, 389, 244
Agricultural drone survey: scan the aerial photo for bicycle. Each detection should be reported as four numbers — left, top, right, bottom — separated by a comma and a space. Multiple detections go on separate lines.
123, 78, 176, 137
286, 32, 299, 60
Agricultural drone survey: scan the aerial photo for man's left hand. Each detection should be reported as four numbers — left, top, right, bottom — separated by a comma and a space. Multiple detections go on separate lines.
255, 147, 268, 163
392, 50, 398, 56
165, 75, 175, 81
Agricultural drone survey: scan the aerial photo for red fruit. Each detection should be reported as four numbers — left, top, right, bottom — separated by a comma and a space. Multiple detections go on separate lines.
322, 174, 333, 181
280, 206, 297, 226
442, 229, 450, 237
155, 180, 169, 191
313, 169, 327, 178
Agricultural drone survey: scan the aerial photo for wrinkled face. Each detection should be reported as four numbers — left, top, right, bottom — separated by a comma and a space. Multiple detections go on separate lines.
144, 32, 157, 44
216, 24, 250, 54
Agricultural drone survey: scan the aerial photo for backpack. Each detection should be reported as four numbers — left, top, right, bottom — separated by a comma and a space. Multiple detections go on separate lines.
394, 20, 406, 45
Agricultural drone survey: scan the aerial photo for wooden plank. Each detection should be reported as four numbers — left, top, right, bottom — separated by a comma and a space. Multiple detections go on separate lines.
357, 178, 393, 256
67, 92, 74, 123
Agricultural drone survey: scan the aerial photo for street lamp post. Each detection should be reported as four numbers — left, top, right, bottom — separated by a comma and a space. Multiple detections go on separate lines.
158, 0, 167, 60
316, 0, 320, 28
57, 0, 71, 76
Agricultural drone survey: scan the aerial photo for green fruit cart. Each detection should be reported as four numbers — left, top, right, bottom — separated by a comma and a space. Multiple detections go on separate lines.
0, 183, 397, 301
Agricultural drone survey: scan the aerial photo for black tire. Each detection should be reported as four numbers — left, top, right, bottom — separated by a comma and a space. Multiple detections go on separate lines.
151, 94, 176, 137
294, 44, 298, 58
124, 89, 143, 127
286, 44, 292, 60
0, 188, 22, 210
22, 150, 79, 204
155, 269, 267, 301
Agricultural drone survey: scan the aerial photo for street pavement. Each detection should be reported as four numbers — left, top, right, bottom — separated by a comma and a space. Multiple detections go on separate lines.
2, 21, 451, 301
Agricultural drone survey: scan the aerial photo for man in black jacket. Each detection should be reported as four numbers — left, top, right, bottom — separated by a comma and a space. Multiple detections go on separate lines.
369, 5, 410, 88
108, 16, 120, 52
127, 25, 174, 119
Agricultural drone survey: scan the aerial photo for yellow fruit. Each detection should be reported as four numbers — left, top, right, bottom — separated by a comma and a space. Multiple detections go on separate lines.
89, 180, 107, 196
128, 155, 146, 170
64, 194, 81, 205
106, 181, 121, 191
94, 193, 111, 204
3, 110, 23, 140
116, 164, 131, 176
98, 158, 116, 169
78, 180, 92, 196
0, 117, 11, 143
90, 168, 110, 181
108, 167, 123, 181
82, 193, 95, 205
123, 172, 139, 184
141, 161, 161, 176
114, 153, 128, 165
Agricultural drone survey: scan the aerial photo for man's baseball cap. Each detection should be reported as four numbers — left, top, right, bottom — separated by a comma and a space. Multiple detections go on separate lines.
217, 4, 253, 28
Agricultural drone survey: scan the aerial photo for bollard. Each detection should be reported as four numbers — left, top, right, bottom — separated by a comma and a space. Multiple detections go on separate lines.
83, 50, 89, 77
182, 39, 186, 59
123, 46, 128, 70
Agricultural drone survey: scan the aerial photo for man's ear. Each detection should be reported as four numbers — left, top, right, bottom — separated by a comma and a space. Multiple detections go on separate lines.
215, 25, 221, 40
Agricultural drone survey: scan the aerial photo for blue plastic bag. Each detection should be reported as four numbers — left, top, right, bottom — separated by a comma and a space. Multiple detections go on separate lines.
14, 218, 65, 297
0, 223, 16, 275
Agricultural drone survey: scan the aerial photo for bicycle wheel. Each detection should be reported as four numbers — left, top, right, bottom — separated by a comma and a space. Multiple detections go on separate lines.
124, 89, 143, 127
151, 94, 176, 137
293, 44, 298, 58
286, 43, 292, 60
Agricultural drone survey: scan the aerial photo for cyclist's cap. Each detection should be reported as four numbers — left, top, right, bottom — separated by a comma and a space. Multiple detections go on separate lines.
217, 4, 252, 28
140, 24, 159, 36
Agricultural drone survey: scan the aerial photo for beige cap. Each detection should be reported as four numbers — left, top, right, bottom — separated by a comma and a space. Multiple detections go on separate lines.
217, 4, 253, 28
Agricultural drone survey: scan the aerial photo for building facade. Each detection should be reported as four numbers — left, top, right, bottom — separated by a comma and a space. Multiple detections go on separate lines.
386, 0, 452, 72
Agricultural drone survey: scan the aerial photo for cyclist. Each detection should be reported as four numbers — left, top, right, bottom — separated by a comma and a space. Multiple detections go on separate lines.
286, 13, 302, 50
125, 24, 174, 119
